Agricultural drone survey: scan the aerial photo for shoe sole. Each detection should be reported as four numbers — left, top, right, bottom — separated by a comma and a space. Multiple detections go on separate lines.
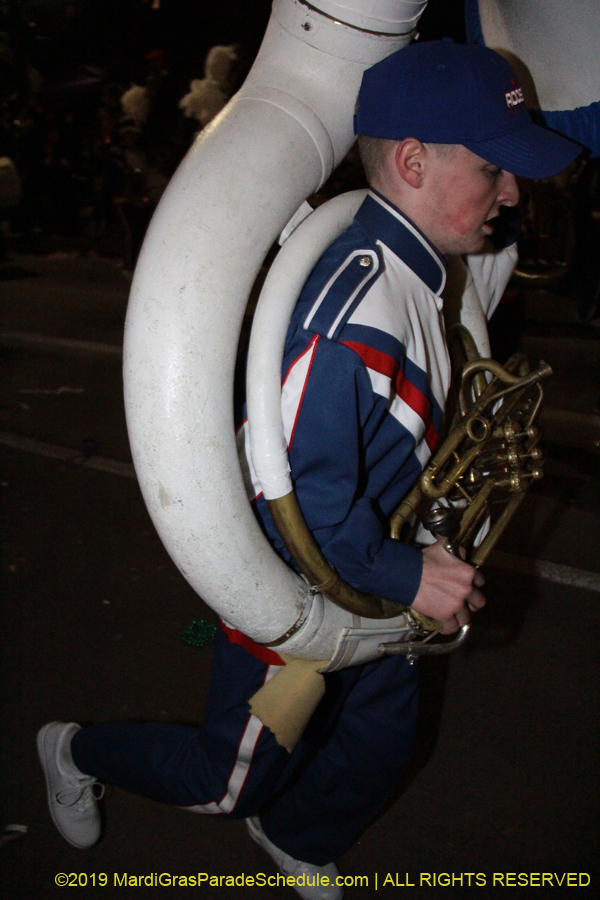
36, 722, 97, 850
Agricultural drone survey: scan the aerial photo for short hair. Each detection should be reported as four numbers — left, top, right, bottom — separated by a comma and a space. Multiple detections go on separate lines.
357, 135, 396, 183
357, 135, 459, 182
424, 142, 460, 159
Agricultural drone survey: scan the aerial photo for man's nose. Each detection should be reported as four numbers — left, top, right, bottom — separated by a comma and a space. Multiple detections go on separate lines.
499, 171, 520, 207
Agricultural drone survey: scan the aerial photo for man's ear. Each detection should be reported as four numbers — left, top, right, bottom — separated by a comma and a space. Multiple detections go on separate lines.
394, 139, 426, 189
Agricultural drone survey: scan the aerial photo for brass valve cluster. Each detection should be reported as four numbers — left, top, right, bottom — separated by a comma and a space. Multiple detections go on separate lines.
389, 343, 552, 570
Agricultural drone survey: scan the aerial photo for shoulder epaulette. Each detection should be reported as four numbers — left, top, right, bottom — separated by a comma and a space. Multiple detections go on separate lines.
301, 240, 383, 342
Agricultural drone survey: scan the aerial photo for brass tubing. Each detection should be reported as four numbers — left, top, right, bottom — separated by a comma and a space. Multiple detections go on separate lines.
469, 493, 525, 568
420, 441, 484, 499
267, 492, 410, 620
459, 360, 552, 419
449, 324, 488, 400
389, 481, 425, 541
502, 352, 530, 377
455, 480, 495, 546
524, 382, 545, 427
449, 324, 481, 363
458, 358, 520, 416
463, 358, 531, 385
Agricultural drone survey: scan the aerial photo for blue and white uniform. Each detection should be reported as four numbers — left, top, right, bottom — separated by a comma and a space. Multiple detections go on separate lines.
71, 190, 516, 866
241, 188, 450, 606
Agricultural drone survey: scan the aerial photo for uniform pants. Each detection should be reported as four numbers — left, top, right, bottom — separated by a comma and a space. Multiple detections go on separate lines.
71, 624, 418, 865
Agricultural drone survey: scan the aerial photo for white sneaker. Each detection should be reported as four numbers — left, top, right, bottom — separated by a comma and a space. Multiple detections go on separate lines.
246, 816, 343, 900
36, 722, 103, 849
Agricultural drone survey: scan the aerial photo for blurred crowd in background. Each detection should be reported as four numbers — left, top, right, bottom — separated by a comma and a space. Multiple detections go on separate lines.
0, 1, 268, 268
0, 1, 598, 327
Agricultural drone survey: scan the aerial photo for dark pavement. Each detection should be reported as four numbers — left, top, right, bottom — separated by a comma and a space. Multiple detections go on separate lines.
1, 252, 599, 899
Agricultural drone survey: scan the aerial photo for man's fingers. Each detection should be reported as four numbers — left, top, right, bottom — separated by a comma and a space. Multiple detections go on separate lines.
415, 542, 487, 626
466, 588, 486, 611
473, 569, 485, 588
440, 618, 460, 635
440, 605, 472, 634
455, 605, 471, 627
440, 587, 486, 632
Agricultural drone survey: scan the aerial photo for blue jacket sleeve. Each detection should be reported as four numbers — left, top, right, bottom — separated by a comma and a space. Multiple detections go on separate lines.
286, 336, 422, 607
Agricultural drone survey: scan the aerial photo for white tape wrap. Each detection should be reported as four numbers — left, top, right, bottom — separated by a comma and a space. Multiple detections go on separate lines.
250, 424, 292, 500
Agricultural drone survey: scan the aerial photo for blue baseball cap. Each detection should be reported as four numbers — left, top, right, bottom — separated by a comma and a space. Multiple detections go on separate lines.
354, 40, 581, 179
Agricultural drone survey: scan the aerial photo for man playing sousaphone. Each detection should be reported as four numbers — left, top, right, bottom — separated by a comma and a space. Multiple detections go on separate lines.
37, 41, 580, 900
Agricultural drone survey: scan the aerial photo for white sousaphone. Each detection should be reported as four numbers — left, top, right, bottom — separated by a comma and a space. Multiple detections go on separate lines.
123, 0, 435, 671
123, 0, 598, 672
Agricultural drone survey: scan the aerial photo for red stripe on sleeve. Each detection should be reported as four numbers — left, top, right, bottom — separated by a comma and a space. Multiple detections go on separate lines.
340, 340, 438, 447
286, 335, 320, 451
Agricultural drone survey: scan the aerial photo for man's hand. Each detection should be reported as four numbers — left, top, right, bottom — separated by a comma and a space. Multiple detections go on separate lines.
411, 541, 486, 635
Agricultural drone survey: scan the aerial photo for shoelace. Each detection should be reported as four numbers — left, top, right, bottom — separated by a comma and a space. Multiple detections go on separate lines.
56, 780, 105, 809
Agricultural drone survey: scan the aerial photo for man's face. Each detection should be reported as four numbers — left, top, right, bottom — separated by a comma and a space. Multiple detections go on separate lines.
424, 145, 520, 255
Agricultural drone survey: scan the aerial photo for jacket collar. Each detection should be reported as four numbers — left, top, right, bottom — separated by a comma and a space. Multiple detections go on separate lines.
355, 189, 447, 303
